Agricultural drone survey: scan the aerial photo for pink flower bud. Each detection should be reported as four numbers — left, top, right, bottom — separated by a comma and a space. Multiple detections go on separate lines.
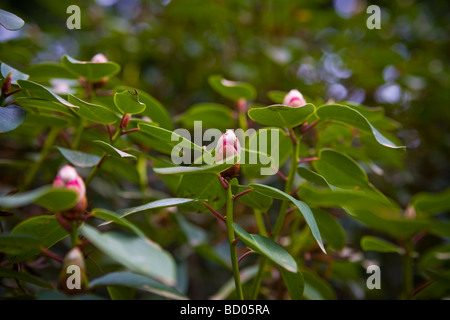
215, 130, 241, 179
91, 53, 108, 63
283, 89, 307, 107
53, 165, 86, 203
215, 130, 241, 164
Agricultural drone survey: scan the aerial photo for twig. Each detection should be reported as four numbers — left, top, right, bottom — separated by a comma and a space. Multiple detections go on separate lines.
233, 188, 254, 200
202, 202, 226, 223
238, 250, 255, 264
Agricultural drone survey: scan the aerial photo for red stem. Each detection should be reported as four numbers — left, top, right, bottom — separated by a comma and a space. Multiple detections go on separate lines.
238, 250, 255, 264
203, 202, 226, 223
233, 188, 254, 200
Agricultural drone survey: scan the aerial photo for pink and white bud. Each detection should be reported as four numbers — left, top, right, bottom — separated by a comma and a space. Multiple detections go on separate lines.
53, 165, 86, 204
215, 130, 241, 163
91, 53, 108, 63
283, 89, 307, 107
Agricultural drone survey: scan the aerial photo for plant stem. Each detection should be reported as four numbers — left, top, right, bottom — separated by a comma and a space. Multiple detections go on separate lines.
250, 134, 300, 299
253, 209, 268, 237
23, 127, 59, 190
70, 224, 80, 248
402, 239, 414, 300
226, 186, 244, 300
85, 154, 107, 186
72, 118, 86, 150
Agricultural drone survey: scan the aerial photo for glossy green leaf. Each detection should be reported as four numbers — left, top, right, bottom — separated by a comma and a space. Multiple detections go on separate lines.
360, 236, 404, 254
68, 94, 118, 124
248, 104, 315, 128
153, 155, 238, 175
208, 75, 256, 101
316, 104, 405, 151
1, 63, 29, 84
418, 244, 450, 273
56, 146, 102, 168
90, 272, 187, 300
9, 215, 69, 262
313, 149, 370, 190
177, 103, 235, 131
61, 55, 120, 81
280, 268, 305, 300
297, 167, 336, 189
0, 105, 26, 133
114, 90, 146, 115
115, 198, 196, 219
267, 90, 286, 104
16, 97, 75, 117
93, 140, 136, 159
230, 184, 273, 212
233, 223, 298, 273
0, 234, 40, 255
25, 62, 78, 81
411, 188, 450, 217
0, 186, 78, 212
91, 208, 145, 238
0, 9, 24, 30
249, 183, 326, 253
176, 173, 226, 212
81, 225, 177, 286
312, 208, 346, 251
17, 79, 77, 109
137, 123, 212, 160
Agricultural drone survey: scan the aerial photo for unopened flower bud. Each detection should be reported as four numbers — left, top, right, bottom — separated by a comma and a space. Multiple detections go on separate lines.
91, 53, 108, 63
283, 89, 307, 107
53, 165, 87, 219
215, 130, 241, 179
1, 71, 12, 95
120, 113, 131, 128
58, 247, 88, 294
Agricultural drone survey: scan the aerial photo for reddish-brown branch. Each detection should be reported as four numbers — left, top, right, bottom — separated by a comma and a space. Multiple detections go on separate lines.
203, 202, 226, 223
40, 247, 63, 263
218, 175, 229, 189
298, 157, 319, 164
238, 250, 255, 264
233, 188, 254, 200
299, 120, 319, 134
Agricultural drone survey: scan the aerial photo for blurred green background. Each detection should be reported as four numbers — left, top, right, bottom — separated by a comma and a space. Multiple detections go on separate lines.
1, 0, 449, 299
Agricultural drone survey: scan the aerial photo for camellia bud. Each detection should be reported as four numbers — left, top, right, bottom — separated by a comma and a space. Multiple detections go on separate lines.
283, 89, 307, 107
58, 247, 88, 295
215, 130, 241, 179
1, 71, 12, 95
91, 53, 108, 63
53, 165, 87, 220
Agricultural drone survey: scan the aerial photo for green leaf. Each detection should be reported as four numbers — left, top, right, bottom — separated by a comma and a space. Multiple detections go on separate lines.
56, 147, 102, 168
233, 223, 298, 273
1, 63, 29, 84
81, 225, 177, 286
312, 208, 346, 251
91, 208, 145, 238
411, 188, 450, 217
360, 236, 404, 254
176, 173, 226, 212
0, 234, 40, 255
208, 75, 257, 101
267, 90, 286, 104
115, 86, 173, 130
0, 267, 52, 289
153, 155, 238, 175
177, 103, 235, 131
297, 167, 336, 189
0, 9, 24, 30
249, 183, 326, 253
280, 268, 305, 300
61, 55, 120, 81
313, 149, 370, 190
25, 62, 78, 81
68, 94, 118, 124
248, 104, 315, 128
93, 140, 136, 159
90, 272, 187, 300
316, 104, 405, 151
115, 198, 196, 219
230, 184, 273, 212
0, 186, 78, 212
0, 105, 26, 133
9, 215, 69, 262
16, 97, 75, 117
17, 79, 77, 109
114, 90, 146, 115
137, 123, 211, 160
